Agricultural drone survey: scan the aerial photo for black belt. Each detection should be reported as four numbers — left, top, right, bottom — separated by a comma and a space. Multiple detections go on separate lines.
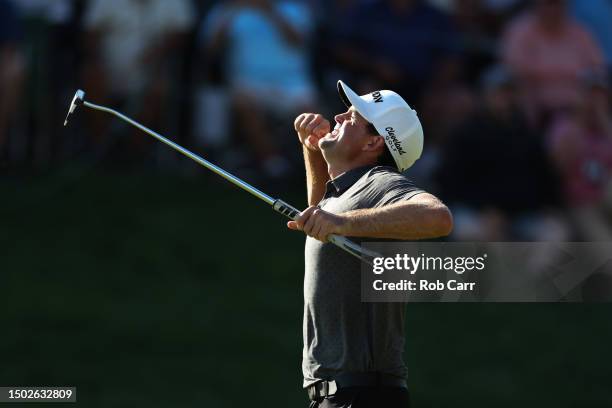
307, 372, 407, 401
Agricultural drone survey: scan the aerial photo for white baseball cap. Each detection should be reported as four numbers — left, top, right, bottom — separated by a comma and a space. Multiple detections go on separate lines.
337, 80, 423, 171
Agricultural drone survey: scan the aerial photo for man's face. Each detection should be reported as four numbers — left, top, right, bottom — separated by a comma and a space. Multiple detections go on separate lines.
319, 107, 374, 162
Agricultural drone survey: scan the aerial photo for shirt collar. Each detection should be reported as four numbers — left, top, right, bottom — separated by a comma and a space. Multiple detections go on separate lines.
324, 165, 375, 197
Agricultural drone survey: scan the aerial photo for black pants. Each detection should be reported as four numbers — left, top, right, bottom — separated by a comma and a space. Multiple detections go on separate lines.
308, 386, 410, 408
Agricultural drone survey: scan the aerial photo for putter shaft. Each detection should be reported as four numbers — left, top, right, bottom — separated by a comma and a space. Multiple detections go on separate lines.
67, 92, 377, 264
83, 100, 276, 205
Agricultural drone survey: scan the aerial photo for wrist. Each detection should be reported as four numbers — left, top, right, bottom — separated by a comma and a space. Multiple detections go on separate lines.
336, 213, 353, 236
303, 144, 323, 158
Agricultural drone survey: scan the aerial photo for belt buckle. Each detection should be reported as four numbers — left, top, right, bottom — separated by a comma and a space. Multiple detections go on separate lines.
322, 381, 328, 397
321, 380, 338, 398
308, 380, 339, 401
307, 382, 325, 402
327, 380, 338, 396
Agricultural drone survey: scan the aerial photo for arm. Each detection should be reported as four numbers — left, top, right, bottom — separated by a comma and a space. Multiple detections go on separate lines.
294, 113, 331, 205
303, 146, 329, 206
254, 0, 305, 46
547, 120, 580, 173
265, 7, 304, 46
288, 193, 453, 241
341, 193, 453, 239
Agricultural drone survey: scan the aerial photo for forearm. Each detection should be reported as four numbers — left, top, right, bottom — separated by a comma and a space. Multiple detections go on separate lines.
303, 146, 329, 206
342, 197, 453, 240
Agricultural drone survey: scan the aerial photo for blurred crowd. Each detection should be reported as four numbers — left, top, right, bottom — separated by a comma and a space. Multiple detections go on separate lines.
1, 0, 611, 242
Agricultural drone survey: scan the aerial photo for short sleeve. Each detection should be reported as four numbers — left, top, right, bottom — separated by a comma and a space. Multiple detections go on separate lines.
358, 168, 425, 208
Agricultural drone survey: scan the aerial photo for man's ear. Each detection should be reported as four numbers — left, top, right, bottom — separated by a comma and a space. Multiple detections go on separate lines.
363, 135, 386, 152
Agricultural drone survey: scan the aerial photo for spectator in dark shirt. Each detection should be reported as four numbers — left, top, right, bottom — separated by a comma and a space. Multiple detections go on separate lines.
311, 0, 361, 93
332, 0, 461, 105
437, 65, 566, 240
0, 0, 25, 162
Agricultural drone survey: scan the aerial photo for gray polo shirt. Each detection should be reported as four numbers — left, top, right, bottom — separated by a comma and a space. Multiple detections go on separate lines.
303, 165, 424, 388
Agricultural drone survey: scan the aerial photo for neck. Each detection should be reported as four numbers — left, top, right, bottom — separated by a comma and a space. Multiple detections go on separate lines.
327, 163, 352, 180
327, 158, 374, 179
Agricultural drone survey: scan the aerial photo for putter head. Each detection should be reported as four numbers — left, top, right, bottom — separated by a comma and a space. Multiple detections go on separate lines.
64, 89, 86, 127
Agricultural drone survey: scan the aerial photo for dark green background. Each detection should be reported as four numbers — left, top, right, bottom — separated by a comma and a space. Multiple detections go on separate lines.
1, 168, 611, 407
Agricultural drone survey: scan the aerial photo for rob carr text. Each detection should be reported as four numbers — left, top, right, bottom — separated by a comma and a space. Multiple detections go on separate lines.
373, 279, 476, 291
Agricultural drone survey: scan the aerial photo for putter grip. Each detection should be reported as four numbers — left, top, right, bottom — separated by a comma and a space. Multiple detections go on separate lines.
272, 199, 372, 263
272, 199, 302, 220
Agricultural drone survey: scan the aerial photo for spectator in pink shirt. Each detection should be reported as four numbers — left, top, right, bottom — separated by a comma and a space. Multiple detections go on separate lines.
547, 71, 612, 241
502, 0, 604, 129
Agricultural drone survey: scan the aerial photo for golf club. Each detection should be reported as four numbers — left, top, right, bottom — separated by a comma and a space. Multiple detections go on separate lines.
64, 89, 378, 264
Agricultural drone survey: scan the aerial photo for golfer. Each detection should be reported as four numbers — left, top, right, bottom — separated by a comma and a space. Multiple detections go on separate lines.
289, 81, 453, 407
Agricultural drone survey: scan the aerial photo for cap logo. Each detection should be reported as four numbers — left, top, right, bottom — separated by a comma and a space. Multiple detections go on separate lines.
385, 127, 406, 155
372, 91, 384, 103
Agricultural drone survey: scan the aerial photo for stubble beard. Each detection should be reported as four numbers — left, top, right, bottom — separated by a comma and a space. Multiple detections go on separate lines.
319, 138, 337, 152
319, 137, 340, 165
